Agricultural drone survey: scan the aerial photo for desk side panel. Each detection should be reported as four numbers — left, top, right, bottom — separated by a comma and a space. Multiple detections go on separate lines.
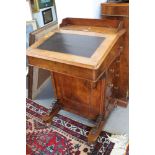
101, 3, 129, 100
94, 36, 123, 82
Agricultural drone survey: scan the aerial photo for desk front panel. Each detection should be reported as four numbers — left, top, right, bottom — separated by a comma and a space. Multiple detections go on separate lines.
53, 72, 105, 120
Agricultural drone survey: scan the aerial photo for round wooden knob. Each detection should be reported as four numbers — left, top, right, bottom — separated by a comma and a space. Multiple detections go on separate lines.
120, 46, 123, 49
115, 74, 119, 77
108, 83, 114, 88
114, 86, 119, 90
116, 60, 120, 63
119, 46, 124, 52
109, 68, 114, 73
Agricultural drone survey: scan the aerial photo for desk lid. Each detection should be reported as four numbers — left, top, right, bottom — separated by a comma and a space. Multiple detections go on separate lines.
27, 18, 125, 70
37, 32, 105, 58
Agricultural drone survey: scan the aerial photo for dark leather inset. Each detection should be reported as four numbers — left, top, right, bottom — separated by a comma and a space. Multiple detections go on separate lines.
37, 32, 105, 57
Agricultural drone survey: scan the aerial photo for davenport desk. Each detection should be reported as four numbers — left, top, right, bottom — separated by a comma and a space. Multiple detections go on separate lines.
27, 18, 126, 143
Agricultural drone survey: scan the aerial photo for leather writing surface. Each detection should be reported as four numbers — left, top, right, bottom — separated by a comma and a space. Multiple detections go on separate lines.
37, 32, 105, 57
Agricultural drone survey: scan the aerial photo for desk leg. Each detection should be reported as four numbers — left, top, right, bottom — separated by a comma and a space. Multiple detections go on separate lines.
88, 78, 106, 143
88, 102, 115, 143
88, 115, 105, 143
28, 66, 33, 99
42, 72, 61, 123
42, 102, 61, 123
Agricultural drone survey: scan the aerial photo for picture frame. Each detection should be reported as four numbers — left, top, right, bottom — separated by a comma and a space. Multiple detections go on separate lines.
26, 21, 58, 100
26, 20, 37, 48
26, 20, 37, 76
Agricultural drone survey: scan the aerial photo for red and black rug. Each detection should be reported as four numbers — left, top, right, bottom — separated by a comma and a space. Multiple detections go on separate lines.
26, 98, 128, 155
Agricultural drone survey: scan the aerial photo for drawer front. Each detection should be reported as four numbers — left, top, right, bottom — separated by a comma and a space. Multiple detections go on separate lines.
101, 5, 129, 16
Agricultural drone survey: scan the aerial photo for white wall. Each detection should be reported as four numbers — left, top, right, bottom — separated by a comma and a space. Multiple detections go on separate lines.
55, 0, 107, 24
26, 0, 33, 21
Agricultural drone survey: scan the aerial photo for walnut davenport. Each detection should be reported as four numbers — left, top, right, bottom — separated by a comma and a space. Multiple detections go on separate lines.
27, 18, 127, 143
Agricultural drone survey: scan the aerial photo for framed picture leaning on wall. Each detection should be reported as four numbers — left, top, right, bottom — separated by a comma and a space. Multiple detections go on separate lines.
26, 20, 37, 48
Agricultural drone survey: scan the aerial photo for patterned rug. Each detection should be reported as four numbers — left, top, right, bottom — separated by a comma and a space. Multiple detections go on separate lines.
26, 98, 129, 155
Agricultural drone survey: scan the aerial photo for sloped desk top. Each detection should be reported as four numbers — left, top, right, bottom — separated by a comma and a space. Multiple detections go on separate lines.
37, 32, 105, 58
27, 18, 125, 82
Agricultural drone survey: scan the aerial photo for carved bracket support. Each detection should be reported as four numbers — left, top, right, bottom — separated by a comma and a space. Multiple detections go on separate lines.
88, 115, 105, 143
42, 101, 61, 123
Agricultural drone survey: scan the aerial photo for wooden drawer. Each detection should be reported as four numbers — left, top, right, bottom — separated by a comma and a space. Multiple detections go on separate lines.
106, 55, 121, 99
101, 3, 129, 17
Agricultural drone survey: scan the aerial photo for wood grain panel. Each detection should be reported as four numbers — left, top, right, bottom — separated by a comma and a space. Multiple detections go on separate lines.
101, 3, 129, 100
101, 3, 129, 17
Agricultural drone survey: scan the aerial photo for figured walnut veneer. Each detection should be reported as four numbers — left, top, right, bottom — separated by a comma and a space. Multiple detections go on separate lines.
27, 18, 126, 143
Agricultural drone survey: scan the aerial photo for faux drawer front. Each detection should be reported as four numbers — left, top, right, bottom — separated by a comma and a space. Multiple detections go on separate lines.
101, 5, 129, 17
